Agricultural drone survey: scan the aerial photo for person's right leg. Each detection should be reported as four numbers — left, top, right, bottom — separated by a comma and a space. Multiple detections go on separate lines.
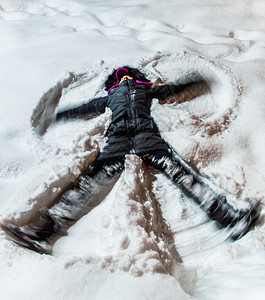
1, 155, 125, 254
48, 155, 125, 231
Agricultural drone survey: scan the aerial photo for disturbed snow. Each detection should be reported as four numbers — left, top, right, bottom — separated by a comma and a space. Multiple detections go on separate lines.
0, 0, 265, 299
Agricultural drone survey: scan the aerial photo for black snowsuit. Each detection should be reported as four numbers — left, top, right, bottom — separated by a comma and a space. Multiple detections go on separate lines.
2, 78, 257, 255
49, 79, 243, 233
57, 79, 182, 158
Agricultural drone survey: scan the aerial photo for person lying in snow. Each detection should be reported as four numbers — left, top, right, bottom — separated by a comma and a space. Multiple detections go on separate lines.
1, 66, 259, 254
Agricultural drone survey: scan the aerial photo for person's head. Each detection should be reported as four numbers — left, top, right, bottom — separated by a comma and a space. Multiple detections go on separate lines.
115, 67, 132, 83
105, 66, 152, 93
119, 75, 134, 83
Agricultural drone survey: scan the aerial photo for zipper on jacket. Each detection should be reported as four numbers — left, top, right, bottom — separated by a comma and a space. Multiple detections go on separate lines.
127, 82, 136, 135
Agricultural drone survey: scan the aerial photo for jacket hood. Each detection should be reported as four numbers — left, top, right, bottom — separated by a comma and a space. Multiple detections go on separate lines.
104, 66, 152, 93
108, 78, 153, 94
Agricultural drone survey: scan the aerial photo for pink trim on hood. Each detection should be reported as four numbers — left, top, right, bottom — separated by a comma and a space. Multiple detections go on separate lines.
135, 80, 153, 87
107, 80, 153, 94
108, 83, 119, 93
107, 68, 153, 93
115, 68, 129, 82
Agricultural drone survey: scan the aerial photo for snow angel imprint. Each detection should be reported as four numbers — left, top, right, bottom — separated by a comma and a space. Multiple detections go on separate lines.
1, 66, 259, 254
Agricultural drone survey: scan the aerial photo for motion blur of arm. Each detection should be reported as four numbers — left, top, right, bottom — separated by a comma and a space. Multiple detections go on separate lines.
147, 76, 205, 102
56, 96, 108, 121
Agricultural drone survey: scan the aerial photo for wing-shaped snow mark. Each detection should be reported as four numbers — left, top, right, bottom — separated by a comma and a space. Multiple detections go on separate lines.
31, 72, 86, 136
141, 52, 243, 137
31, 67, 107, 137
3, 70, 110, 224
30, 67, 109, 174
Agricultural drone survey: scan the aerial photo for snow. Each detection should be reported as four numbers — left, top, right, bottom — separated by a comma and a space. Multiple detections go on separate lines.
0, 0, 265, 299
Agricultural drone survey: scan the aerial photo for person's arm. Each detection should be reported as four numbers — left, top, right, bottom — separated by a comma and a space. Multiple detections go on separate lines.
56, 96, 108, 121
147, 82, 194, 101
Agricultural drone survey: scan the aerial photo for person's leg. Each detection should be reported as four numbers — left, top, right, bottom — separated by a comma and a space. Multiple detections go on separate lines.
48, 156, 125, 231
2, 155, 125, 253
141, 149, 258, 240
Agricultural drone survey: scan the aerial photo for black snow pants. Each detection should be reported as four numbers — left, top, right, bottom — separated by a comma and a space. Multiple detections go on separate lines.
48, 149, 242, 230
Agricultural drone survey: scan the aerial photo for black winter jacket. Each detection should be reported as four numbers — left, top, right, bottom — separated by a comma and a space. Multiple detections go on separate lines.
57, 79, 188, 159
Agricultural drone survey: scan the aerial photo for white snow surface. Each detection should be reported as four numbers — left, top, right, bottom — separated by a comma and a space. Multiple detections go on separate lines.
1, 0, 265, 299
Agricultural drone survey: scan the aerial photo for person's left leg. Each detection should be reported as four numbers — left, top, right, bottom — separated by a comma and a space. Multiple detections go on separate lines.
1, 155, 125, 254
141, 149, 258, 240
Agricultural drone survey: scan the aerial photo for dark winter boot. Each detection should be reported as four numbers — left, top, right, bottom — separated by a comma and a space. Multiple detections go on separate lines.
207, 196, 242, 227
229, 204, 259, 240
1, 208, 57, 254
207, 196, 259, 240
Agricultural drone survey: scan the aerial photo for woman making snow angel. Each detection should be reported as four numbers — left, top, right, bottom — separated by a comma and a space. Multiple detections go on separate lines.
1, 66, 259, 254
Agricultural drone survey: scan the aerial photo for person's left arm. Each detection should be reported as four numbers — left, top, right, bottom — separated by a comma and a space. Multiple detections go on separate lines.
147, 82, 195, 102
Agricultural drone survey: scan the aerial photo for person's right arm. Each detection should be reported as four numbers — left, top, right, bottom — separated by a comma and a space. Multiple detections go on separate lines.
56, 96, 108, 121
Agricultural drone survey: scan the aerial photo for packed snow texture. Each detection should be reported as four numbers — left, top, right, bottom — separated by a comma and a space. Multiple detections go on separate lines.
1, 0, 265, 299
